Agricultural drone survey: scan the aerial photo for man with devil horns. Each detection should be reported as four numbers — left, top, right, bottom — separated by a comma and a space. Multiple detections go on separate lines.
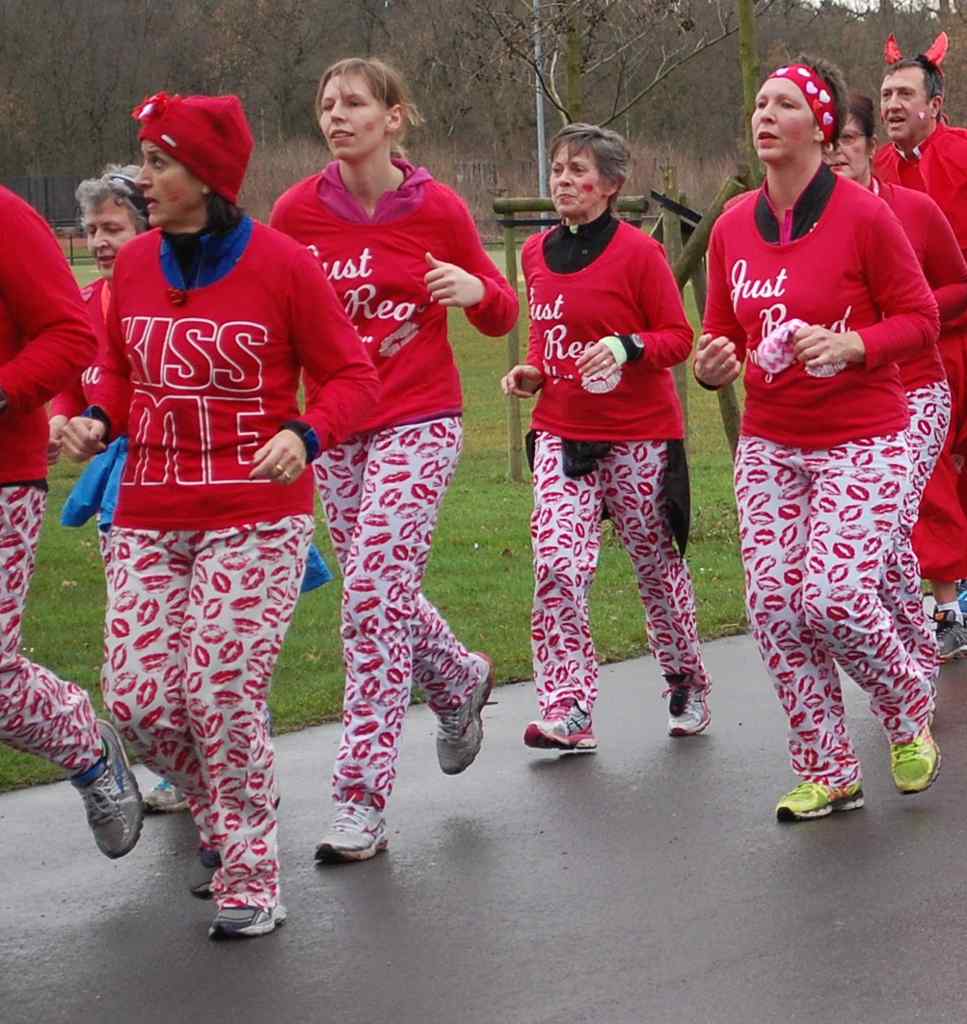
875, 31, 967, 663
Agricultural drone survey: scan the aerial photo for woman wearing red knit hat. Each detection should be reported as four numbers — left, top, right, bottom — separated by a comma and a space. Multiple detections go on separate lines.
697, 55, 941, 822
271, 58, 518, 863
62, 91, 378, 939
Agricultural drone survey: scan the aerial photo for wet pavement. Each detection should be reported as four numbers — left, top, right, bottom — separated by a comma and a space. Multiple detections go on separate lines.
3, 633, 967, 1024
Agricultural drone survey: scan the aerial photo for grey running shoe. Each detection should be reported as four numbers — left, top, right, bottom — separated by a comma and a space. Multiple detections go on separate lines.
523, 699, 597, 751
315, 802, 387, 863
209, 903, 287, 940
71, 719, 144, 859
934, 609, 967, 662
189, 846, 221, 899
143, 777, 189, 814
666, 678, 711, 737
436, 653, 495, 775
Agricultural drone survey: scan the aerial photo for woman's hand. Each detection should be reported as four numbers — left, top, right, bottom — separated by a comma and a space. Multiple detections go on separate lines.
793, 326, 865, 369
694, 333, 741, 388
249, 429, 308, 485
501, 364, 544, 398
424, 252, 485, 308
60, 416, 107, 462
47, 414, 69, 466
575, 339, 620, 379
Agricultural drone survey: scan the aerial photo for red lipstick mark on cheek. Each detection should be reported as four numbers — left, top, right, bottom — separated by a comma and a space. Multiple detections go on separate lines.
581, 183, 595, 192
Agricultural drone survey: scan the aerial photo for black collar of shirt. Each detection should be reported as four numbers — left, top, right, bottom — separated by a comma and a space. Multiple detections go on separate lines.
543, 209, 620, 273
754, 163, 836, 244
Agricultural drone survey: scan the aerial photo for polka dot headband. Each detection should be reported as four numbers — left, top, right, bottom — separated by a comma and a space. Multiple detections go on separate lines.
768, 64, 838, 143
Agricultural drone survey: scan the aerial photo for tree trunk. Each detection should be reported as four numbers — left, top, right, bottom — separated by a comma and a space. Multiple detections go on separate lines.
737, 0, 761, 185
566, 7, 583, 122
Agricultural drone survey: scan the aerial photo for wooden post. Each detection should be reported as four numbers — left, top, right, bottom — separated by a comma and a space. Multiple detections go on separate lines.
661, 168, 688, 431
502, 219, 524, 482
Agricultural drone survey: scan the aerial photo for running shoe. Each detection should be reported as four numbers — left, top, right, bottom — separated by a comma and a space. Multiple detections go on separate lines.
143, 777, 189, 814
315, 802, 388, 863
933, 609, 967, 662
891, 727, 941, 794
775, 780, 864, 822
71, 719, 144, 859
666, 677, 711, 737
436, 653, 495, 775
523, 698, 597, 752
209, 904, 287, 940
189, 845, 221, 899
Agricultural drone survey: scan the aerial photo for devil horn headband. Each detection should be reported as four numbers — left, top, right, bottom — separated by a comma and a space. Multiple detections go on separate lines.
884, 31, 949, 69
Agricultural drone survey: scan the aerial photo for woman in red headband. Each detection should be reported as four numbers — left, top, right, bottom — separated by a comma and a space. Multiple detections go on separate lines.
826, 92, 967, 670
62, 91, 378, 939
696, 56, 941, 822
271, 58, 518, 863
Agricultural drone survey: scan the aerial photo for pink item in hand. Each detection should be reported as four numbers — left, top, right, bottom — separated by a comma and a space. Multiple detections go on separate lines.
755, 318, 807, 376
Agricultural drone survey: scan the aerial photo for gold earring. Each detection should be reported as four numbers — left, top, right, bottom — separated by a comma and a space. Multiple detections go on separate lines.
201, 186, 211, 195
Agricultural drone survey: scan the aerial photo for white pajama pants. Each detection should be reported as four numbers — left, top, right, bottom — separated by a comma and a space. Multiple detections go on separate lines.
735, 434, 933, 789
102, 515, 313, 910
530, 432, 710, 714
884, 380, 950, 682
314, 417, 486, 811
0, 486, 102, 774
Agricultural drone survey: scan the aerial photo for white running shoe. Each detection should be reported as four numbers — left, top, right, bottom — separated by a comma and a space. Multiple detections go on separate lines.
315, 802, 388, 863
666, 681, 711, 737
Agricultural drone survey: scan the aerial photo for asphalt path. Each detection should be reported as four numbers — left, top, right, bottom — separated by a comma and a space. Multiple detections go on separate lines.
3, 634, 967, 1024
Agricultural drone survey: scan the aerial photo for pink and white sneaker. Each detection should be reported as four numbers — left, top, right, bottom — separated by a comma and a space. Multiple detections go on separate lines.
523, 699, 597, 752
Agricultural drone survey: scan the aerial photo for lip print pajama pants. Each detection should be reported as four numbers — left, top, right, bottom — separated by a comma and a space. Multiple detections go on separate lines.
735, 434, 934, 790
103, 515, 313, 911
882, 381, 950, 683
0, 486, 102, 773
530, 432, 710, 715
313, 417, 488, 811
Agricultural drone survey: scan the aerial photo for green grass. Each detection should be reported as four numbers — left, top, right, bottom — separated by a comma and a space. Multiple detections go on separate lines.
0, 285, 744, 790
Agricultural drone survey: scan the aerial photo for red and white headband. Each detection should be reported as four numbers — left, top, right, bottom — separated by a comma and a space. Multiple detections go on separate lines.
768, 64, 838, 143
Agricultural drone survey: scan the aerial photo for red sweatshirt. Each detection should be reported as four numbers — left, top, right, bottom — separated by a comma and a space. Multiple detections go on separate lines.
51, 277, 110, 420
523, 221, 691, 441
270, 168, 519, 435
91, 222, 379, 531
0, 187, 96, 482
876, 179, 967, 390
704, 175, 939, 449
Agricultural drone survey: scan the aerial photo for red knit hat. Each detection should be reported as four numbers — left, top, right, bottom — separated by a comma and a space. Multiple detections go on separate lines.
132, 92, 254, 204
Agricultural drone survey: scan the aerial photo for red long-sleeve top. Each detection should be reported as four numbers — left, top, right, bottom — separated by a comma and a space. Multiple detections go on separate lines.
50, 277, 110, 420
523, 221, 691, 441
704, 175, 939, 449
270, 170, 519, 435
90, 222, 379, 531
875, 178, 967, 390
0, 187, 96, 482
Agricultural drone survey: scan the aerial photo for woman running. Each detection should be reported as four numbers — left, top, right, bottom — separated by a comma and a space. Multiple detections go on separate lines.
502, 122, 711, 751
271, 57, 518, 863
62, 91, 377, 938
696, 56, 941, 822
49, 166, 189, 814
0, 184, 142, 858
826, 92, 967, 668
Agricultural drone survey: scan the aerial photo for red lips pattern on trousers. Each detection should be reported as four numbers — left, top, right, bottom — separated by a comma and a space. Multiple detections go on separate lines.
735, 434, 934, 789
103, 515, 313, 910
530, 432, 710, 713
881, 381, 949, 683
0, 486, 102, 773
313, 417, 485, 810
